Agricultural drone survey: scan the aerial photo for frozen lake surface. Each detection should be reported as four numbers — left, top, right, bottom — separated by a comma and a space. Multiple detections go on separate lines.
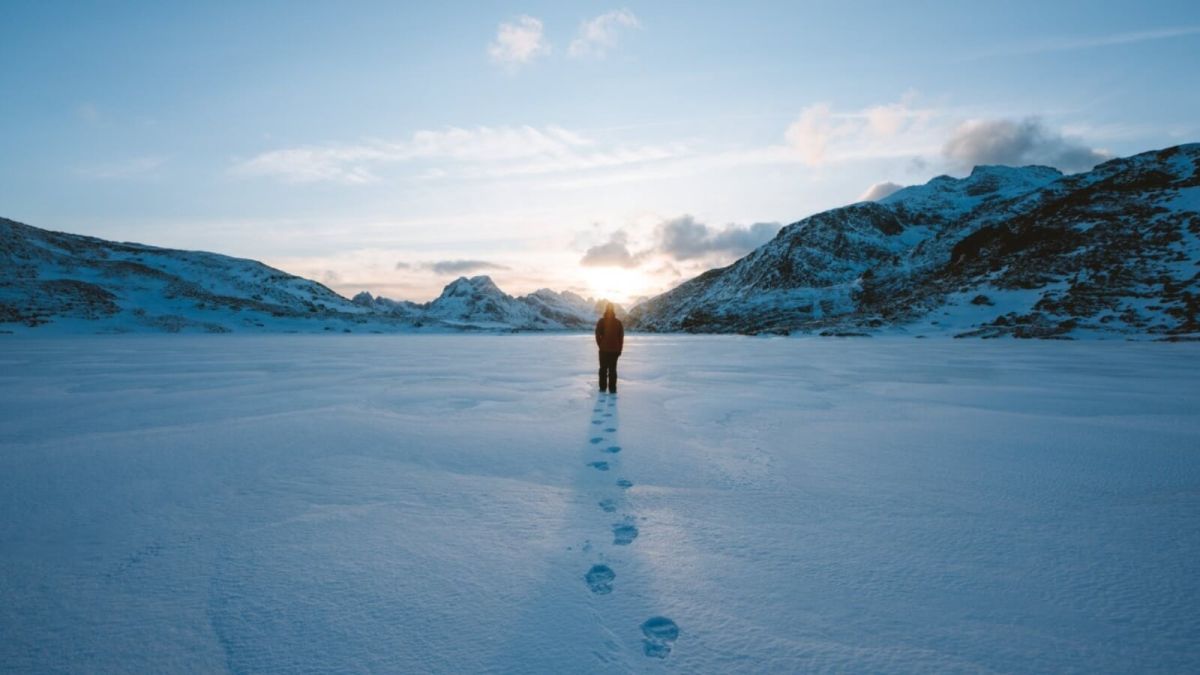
1, 335, 1198, 673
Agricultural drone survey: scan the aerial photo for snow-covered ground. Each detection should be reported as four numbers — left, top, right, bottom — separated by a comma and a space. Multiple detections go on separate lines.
1, 335, 1198, 673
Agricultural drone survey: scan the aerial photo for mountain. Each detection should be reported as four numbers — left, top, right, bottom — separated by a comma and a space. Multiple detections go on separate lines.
521, 288, 610, 328
628, 144, 1200, 339
419, 276, 599, 330
0, 217, 399, 333
0, 218, 612, 333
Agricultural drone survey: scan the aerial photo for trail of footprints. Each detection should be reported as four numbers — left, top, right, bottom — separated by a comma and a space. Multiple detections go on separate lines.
581, 394, 680, 659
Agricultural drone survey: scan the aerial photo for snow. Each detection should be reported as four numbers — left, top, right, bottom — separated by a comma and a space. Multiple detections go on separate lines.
880, 165, 1063, 219
2, 335, 1198, 672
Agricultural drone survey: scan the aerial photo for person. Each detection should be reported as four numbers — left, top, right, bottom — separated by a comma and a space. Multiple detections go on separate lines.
594, 303, 624, 394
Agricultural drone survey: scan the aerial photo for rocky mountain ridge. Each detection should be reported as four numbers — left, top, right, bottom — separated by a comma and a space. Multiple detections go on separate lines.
628, 144, 1199, 339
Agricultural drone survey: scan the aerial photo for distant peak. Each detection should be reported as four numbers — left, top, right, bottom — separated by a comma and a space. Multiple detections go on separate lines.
437, 274, 506, 300
444, 274, 495, 287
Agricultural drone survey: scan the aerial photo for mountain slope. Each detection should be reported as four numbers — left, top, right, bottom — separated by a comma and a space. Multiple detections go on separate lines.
628, 144, 1200, 339
0, 217, 398, 333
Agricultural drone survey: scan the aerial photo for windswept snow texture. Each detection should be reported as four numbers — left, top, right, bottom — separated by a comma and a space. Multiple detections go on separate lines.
2, 335, 1199, 672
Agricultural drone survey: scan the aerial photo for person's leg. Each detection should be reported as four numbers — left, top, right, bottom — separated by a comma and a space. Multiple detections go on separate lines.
608, 354, 619, 393
598, 351, 608, 391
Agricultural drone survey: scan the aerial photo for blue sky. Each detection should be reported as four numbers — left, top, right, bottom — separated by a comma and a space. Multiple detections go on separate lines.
2, 1, 1199, 303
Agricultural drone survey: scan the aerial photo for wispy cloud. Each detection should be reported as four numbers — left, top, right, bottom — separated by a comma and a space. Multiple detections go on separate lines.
232, 125, 688, 184
232, 146, 385, 183
75, 155, 166, 180
422, 259, 510, 275
783, 92, 942, 165
488, 15, 550, 69
568, 9, 641, 58
968, 25, 1200, 60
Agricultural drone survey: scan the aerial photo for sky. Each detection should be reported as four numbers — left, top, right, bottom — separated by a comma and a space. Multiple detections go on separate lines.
2, 1, 1199, 305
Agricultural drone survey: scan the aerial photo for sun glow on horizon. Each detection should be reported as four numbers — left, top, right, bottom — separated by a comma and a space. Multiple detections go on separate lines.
580, 267, 657, 307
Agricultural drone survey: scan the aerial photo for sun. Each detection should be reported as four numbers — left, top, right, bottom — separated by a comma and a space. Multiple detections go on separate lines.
581, 267, 654, 306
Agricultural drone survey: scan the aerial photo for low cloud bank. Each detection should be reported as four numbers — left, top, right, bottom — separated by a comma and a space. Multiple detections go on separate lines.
943, 118, 1109, 173
656, 216, 781, 261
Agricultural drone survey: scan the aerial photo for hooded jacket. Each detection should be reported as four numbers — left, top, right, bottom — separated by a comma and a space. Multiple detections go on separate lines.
595, 308, 624, 354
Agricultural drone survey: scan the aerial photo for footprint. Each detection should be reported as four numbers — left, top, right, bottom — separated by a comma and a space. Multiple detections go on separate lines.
588, 461, 610, 471
603, 446, 621, 454
598, 498, 617, 513
590, 437, 603, 444
603, 413, 613, 417
641, 617, 680, 658
604, 427, 616, 433
592, 420, 603, 425
612, 518, 638, 545
585, 564, 615, 594
616, 478, 633, 489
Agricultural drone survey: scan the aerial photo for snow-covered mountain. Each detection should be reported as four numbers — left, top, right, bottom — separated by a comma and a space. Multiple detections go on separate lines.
629, 144, 1200, 339
0, 218, 614, 333
350, 278, 618, 330
0, 217, 398, 333
415, 276, 596, 330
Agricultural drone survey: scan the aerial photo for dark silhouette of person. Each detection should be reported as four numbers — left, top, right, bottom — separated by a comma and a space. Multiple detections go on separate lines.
595, 303, 624, 394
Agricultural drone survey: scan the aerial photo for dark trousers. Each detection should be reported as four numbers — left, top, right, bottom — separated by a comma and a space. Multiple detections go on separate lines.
598, 351, 620, 392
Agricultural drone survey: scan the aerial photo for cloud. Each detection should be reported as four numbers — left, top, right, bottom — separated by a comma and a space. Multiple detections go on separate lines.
232, 125, 687, 184
651, 262, 682, 278
857, 181, 904, 202
783, 93, 938, 165
394, 261, 411, 270
423, 260, 509, 275
942, 118, 1109, 172
578, 217, 781, 270
969, 25, 1200, 60
780, 94, 1111, 175
580, 230, 642, 268
488, 15, 550, 68
655, 216, 781, 261
76, 155, 166, 179
784, 103, 841, 165
232, 146, 385, 183
568, 9, 641, 58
